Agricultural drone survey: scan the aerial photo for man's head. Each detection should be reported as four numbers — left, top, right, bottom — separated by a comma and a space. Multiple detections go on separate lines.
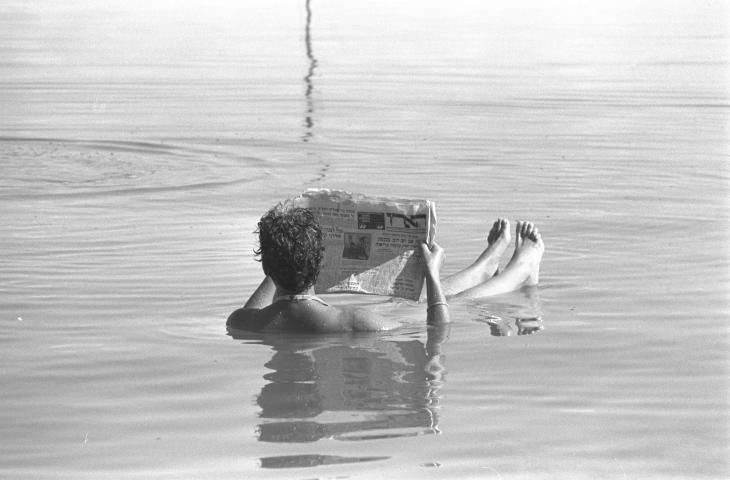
255, 206, 324, 293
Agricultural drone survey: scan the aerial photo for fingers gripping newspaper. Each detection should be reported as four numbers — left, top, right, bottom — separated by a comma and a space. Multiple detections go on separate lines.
285, 189, 436, 300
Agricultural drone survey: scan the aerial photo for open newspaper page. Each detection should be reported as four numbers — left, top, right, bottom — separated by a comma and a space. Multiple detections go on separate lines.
286, 189, 436, 300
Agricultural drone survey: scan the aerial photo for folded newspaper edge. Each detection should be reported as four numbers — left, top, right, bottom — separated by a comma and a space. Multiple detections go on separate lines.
284, 189, 437, 300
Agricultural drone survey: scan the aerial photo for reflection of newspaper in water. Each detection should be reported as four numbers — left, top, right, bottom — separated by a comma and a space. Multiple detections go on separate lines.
286, 189, 436, 300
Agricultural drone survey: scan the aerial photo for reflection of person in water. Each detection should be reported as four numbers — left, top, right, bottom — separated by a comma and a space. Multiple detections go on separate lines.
230, 325, 450, 446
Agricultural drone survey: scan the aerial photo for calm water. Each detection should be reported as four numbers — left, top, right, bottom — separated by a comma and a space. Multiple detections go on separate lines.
1, 0, 728, 478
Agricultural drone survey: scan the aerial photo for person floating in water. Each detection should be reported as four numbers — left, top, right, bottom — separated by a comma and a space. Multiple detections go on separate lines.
227, 207, 544, 333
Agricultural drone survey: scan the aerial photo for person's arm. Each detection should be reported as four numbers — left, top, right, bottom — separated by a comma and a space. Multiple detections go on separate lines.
227, 276, 276, 329
420, 242, 450, 326
244, 276, 276, 309
420, 242, 451, 379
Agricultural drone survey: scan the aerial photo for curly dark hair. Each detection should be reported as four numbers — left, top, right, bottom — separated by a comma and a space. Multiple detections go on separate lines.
255, 206, 325, 293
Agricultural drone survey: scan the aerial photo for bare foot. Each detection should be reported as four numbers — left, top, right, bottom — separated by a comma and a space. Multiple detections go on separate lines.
509, 221, 544, 286
448, 221, 544, 300
488, 217, 511, 247
470, 218, 511, 279
441, 218, 515, 296
479, 218, 511, 262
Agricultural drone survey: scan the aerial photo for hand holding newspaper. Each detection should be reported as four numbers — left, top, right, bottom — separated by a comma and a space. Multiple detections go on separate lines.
285, 189, 437, 300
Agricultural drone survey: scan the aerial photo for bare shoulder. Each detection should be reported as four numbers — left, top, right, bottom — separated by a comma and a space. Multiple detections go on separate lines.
336, 305, 399, 332
227, 307, 267, 331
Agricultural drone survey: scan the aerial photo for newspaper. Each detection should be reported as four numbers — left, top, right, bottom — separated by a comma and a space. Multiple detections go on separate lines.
286, 189, 436, 300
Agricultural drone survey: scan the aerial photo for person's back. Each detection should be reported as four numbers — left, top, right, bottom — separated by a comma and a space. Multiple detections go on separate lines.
227, 290, 401, 332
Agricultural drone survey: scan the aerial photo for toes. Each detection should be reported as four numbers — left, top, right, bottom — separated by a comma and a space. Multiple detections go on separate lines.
501, 218, 510, 233
514, 221, 523, 247
530, 227, 540, 242
487, 220, 500, 243
488, 218, 511, 244
524, 222, 535, 238
515, 221, 542, 244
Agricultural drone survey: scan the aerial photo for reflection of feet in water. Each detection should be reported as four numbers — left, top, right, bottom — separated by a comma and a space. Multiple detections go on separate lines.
476, 315, 513, 336
476, 314, 544, 337
488, 318, 512, 336
516, 317, 544, 335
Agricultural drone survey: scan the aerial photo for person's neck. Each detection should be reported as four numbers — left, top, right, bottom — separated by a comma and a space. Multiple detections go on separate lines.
274, 286, 316, 298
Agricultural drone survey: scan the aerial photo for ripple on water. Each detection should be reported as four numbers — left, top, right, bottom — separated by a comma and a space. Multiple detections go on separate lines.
0, 137, 270, 199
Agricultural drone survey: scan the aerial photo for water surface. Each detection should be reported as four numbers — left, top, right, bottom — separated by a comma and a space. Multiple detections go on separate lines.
1, 0, 728, 478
